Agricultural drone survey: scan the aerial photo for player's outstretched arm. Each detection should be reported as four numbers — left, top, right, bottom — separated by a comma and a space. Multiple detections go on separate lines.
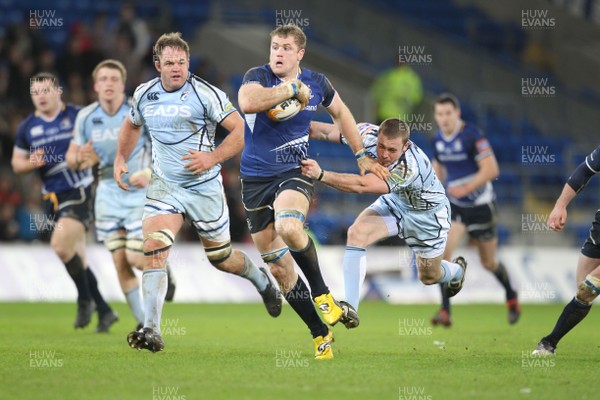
301, 159, 388, 195
308, 121, 343, 143
114, 119, 142, 191
325, 95, 389, 180
238, 80, 307, 114
182, 112, 245, 175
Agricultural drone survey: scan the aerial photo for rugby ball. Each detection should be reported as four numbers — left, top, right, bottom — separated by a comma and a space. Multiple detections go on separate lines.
266, 98, 302, 122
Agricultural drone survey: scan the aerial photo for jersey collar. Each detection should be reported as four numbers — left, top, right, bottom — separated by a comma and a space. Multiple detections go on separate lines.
35, 102, 65, 122
440, 120, 464, 142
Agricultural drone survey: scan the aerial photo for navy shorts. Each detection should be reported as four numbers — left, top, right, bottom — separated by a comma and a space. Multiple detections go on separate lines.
240, 169, 314, 234
450, 201, 497, 241
581, 210, 600, 259
44, 186, 93, 231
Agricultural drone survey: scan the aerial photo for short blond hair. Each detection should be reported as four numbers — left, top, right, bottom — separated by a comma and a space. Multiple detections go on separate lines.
380, 118, 410, 143
92, 59, 127, 82
270, 24, 306, 50
154, 32, 190, 60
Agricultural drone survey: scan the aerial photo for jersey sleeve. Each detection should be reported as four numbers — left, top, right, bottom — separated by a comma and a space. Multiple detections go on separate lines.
585, 146, 600, 173
385, 156, 419, 192
198, 81, 236, 123
241, 67, 270, 87
468, 127, 493, 162
72, 108, 89, 146
14, 119, 31, 152
313, 73, 335, 107
129, 85, 146, 127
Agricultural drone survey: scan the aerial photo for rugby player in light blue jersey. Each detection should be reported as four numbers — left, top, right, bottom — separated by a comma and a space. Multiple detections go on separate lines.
114, 33, 281, 353
238, 24, 388, 360
431, 93, 519, 327
12, 72, 114, 331
66, 60, 175, 332
305, 118, 468, 328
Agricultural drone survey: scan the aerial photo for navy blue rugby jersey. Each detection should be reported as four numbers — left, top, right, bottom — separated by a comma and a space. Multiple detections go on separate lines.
14, 103, 92, 194
240, 64, 335, 177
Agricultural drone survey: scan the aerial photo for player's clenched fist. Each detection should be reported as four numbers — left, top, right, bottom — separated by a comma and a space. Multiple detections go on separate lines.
357, 154, 389, 180
547, 205, 567, 232
292, 79, 310, 109
300, 159, 322, 180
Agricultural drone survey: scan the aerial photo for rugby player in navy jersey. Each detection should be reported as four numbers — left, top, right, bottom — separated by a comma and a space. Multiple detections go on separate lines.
115, 33, 281, 353
532, 145, 600, 355
11, 72, 116, 331
238, 24, 388, 359
431, 93, 520, 327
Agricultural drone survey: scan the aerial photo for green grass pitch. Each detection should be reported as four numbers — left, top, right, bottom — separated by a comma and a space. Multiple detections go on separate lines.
0, 302, 597, 400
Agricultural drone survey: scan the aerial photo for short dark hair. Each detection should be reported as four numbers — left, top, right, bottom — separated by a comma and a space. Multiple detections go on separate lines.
379, 118, 410, 143
30, 72, 59, 88
270, 24, 307, 50
435, 93, 460, 109
154, 32, 190, 61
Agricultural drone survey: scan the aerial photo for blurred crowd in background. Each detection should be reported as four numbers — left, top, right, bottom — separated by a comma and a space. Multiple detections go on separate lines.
0, 3, 246, 242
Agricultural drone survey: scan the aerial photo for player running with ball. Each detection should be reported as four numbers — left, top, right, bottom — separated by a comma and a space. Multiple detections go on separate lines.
238, 24, 388, 359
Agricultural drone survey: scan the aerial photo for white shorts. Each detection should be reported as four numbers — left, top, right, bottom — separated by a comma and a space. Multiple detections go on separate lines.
95, 183, 145, 242
369, 196, 450, 259
143, 174, 230, 242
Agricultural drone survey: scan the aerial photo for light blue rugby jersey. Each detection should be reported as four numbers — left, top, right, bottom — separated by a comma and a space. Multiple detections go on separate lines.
73, 98, 150, 190
343, 122, 447, 211
129, 73, 236, 188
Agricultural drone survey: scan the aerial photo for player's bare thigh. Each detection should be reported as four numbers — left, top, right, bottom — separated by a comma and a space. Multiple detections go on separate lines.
347, 208, 392, 248
142, 214, 184, 270
576, 254, 600, 284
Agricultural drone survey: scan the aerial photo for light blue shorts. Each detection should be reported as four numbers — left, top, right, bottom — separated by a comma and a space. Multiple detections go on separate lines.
369, 196, 450, 258
143, 174, 230, 242
95, 182, 145, 242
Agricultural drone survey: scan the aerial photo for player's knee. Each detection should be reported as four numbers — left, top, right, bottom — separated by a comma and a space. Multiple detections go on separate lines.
575, 274, 600, 305
419, 273, 439, 285
50, 234, 74, 261
205, 241, 233, 269
104, 232, 126, 253
274, 210, 305, 245
347, 222, 368, 247
125, 238, 144, 269
480, 256, 496, 271
142, 229, 174, 264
